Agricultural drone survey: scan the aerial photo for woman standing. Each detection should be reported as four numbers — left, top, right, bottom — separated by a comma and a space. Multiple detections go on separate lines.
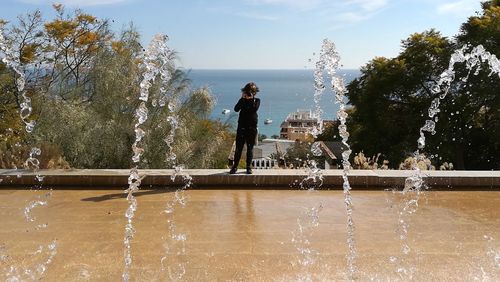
229, 82, 260, 174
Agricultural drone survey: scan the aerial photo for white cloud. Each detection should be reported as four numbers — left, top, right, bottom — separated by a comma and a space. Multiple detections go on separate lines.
246, 0, 389, 24
247, 0, 388, 12
337, 0, 388, 25
245, 0, 323, 10
347, 0, 388, 12
437, 0, 480, 16
17, 0, 128, 6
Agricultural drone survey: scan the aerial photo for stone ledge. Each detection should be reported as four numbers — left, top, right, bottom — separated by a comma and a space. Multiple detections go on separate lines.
0, 169, 499, 190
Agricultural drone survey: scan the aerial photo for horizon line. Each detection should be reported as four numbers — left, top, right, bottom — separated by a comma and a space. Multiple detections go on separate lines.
182, 68, 361, 71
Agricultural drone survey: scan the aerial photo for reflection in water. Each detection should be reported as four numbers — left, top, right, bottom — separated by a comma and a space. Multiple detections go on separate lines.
232, 191, 258, 279
232, 191, 256, 234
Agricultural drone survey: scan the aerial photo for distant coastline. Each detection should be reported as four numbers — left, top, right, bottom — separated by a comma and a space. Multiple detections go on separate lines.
187, 69, 360, 137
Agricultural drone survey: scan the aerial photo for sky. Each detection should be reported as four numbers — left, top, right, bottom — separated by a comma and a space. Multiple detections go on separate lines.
0, 0, 484, 69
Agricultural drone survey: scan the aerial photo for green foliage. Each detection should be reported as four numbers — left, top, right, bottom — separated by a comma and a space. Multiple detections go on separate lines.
284, 141, 310, 168
1, 59, 69, 169
283, 141, 324, 169
33, 24, 140, 168
452, 0, 500, 169
315, 120, 341, 142
346, 30, 452, 167
143, 87, 233, 169
458, 0, 500, 54
0, 61, 28, 168
1, 7, 234, 169
346, 2, 500, 170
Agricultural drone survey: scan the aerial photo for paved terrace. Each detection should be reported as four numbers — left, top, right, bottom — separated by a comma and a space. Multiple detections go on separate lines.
1, 169, 499, 189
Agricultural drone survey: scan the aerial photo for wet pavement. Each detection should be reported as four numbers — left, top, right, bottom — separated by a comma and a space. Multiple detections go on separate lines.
0, 189, 499, 281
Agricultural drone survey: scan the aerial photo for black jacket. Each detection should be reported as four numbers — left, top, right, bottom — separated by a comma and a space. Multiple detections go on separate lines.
234, 97, 260, 128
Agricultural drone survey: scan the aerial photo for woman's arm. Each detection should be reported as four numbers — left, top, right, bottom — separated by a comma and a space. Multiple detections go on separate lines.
253, 98, 260, 112
234, 98, 244, 112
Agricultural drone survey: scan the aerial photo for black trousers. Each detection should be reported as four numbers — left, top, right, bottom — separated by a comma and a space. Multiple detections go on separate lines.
233, 127, 257, 168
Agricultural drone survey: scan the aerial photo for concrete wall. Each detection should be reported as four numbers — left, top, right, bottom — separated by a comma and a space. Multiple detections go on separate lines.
1, 169, 499, 190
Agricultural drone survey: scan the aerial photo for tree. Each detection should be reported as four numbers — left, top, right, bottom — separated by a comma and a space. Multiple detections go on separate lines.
347, 30, 453, 167
458, 0, 500, 54
452, 0, 500, 169
346, 3, 500, 171
315, 120, 341, 142
43, 4, 110, 101
2, 7, 235, 169
1, 5, 109, 105
283, 140, 324, 169
35, 24, 139, 168
284, 140, 311, 168
0, 61, 27, 168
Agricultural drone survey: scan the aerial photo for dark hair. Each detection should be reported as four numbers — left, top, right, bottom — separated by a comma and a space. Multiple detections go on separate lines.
241, 82, 259, 95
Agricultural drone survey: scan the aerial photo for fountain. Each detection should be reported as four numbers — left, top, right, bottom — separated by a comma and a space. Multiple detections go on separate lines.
314, 39, 358, 280
123, 33, 194, 281
123, 33, 175, 281
395, 44, 500, 278
0, 22, 57, 281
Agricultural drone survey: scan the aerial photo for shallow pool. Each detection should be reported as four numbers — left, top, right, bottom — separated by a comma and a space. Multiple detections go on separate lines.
0, 189, 498, 280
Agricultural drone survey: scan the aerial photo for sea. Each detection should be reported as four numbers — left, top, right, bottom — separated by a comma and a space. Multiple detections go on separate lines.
187, 69, 360, 137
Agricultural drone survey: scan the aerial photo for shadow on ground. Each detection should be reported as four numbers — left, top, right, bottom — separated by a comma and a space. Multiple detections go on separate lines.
80, 189, 176, 202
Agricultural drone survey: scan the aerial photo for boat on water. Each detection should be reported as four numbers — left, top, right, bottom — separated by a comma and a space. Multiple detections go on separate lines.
264, 118, 273, 125
222, 109, 231, 115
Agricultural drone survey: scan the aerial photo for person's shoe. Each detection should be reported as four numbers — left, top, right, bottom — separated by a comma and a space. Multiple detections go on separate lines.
229, 167, 237, 174
246, 167, 253, 174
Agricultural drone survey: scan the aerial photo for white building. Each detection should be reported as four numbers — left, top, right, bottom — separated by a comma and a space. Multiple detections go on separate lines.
279, 109, 321, 141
